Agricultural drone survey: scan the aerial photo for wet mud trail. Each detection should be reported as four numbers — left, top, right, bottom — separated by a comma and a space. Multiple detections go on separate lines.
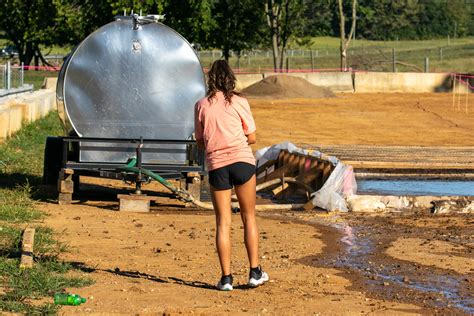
268, 212, 473, 314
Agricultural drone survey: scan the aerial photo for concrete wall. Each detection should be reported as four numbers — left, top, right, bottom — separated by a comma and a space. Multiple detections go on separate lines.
235, 71, 463, 94
235, 74, 264, 91
263, 72, 354, 92
42, 77, 58, 90
354, 72, 452, 93
0, 89, 56, 141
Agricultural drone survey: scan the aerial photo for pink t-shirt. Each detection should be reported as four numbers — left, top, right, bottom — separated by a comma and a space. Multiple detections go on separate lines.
194, 91, 256, 171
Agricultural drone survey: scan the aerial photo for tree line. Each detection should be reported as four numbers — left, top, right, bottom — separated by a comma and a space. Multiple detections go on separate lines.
0, 0, 472, 69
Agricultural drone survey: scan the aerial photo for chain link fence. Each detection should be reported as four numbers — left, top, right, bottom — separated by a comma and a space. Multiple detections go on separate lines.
1, 61, 25, 90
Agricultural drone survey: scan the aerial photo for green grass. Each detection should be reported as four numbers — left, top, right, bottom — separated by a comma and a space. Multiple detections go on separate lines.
0, 111, 63, 178
0, 225, 93, 313
3, 36, 473, 90
304, 36, 474, 51
0, 248, 93, 313
23, 70, 59, 91
200, 36, 474, 73
0, 184, 43, 223
0, 112, 93, 313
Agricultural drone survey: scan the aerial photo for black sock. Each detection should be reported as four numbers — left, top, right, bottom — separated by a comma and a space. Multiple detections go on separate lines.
221, 274, 233, 283
250, 266, 261, 276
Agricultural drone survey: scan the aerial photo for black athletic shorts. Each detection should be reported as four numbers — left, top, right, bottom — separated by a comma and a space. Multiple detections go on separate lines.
208, 162, 256, 190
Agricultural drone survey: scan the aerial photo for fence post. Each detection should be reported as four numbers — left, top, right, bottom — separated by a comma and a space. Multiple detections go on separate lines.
392, 48, 396, 73
310, 50, 314, 71
439, 48, 443, 61
6, 60, 11, 90
20, 62, 24, 87
424, 57, 429, 73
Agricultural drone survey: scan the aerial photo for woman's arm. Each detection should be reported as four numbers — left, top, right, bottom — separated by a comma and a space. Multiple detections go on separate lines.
246, 132, 256, 145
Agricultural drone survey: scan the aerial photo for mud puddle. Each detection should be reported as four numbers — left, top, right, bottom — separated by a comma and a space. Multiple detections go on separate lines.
331, 220, 472, 314
267, 211, 473, 314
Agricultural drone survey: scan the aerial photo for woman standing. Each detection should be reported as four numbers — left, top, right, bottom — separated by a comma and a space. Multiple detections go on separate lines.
194, 60, 269, 291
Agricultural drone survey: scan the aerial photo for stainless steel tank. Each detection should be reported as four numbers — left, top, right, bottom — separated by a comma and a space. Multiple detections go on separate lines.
57, 15, 206, 164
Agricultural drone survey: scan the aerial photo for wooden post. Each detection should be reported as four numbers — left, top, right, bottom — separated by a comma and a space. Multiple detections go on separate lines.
458, 77, 462, 110
439, 47, 443, 61
466, 84, 469, 114
452, 74, 457, 109
392, 48, 396, 73
424, 57, 429, 73
20, 228, 35, 269
310, 50, 314, 71
6, 61, 11, 90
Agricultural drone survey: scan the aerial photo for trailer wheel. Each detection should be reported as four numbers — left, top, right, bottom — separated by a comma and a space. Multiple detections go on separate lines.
42, 136, 63, 185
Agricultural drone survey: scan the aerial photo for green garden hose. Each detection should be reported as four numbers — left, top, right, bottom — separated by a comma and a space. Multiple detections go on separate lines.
117, 163, 303, 210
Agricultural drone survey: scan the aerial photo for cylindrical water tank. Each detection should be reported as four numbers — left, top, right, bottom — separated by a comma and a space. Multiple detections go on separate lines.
56, 15, 206, 163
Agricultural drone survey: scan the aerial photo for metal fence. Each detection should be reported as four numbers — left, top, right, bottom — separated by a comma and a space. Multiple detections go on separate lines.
197, 43, 474, 73
1, 61, 25, 90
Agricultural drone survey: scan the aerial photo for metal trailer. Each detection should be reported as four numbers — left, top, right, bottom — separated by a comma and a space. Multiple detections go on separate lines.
43, 14, 207, 208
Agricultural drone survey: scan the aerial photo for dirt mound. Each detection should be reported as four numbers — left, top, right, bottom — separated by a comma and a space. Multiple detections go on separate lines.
242, 75, 335, 99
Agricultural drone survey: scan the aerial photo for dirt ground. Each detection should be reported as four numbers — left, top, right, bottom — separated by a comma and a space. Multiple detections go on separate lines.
39, 93, 473, 315
250, 93, 474, 149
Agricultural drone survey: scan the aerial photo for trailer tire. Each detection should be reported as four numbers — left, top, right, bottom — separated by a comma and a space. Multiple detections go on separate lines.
42, 136, 63, 185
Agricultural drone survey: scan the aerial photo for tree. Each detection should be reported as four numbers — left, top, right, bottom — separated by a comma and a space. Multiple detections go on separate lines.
356, 0, 472, 40
265, 0, 307, 72
162, 0, 214, 48
106, 0, 215, 49
303, 0, 335, 37
0, 0, 58, 66
0, 0, 113, 66
210, 0, 265, 62
337, 0, 356, 71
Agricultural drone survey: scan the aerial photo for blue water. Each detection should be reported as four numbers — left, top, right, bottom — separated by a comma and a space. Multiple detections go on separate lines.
357, 179, 474, 196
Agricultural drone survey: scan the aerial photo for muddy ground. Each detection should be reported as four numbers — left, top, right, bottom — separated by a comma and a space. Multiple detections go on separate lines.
39, 93, 473, 314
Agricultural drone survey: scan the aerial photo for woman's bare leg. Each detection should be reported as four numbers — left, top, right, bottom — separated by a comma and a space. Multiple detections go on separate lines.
210, 186, 232, 276
234, 174, 259, 268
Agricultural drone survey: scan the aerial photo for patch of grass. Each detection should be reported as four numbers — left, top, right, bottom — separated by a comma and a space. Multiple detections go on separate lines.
0, 113, 93, 313
0, 299, 57, 314
0, 257, 93, 314
0, 225, 22, 257
23, 70, 59, 91
0, 111, 63, 182
304, 36, 474, 51
0, 184, 43, 223
33, 226, 69, 258
0, 225, 93, 313
201, 36, 474, 73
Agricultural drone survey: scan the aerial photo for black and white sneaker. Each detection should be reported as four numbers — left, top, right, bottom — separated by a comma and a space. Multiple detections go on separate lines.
248, 266, 269, 288
216, 274, 233, 291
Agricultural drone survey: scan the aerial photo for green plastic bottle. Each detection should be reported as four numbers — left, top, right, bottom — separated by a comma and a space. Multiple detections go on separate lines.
54, 293, 87, 306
